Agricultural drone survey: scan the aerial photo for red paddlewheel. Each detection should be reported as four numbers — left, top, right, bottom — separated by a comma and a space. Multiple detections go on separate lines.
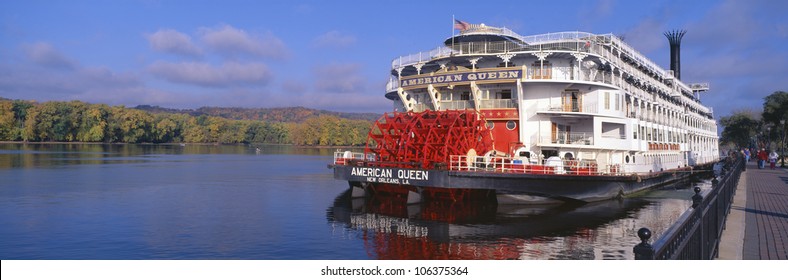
365, 110, 494, 169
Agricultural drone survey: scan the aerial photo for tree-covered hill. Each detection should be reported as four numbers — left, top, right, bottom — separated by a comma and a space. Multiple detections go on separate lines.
133, 105, 381, 123
1, 99, 376, 146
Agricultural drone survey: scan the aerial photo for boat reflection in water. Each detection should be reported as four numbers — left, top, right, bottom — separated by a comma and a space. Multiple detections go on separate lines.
327, 187, 679, 260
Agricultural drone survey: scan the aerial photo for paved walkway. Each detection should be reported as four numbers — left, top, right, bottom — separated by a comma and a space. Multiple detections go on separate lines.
718, 161, 788, 260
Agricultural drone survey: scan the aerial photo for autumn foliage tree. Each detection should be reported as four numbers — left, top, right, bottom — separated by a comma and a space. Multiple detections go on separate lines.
0, 99, 373, 146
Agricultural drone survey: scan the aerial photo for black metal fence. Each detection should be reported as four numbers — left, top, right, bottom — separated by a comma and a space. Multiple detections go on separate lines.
633, 154, 744, 259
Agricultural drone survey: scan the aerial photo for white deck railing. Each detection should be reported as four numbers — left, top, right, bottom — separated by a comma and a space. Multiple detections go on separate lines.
333, 150, 711, 177
540, 132, 594, 145
333, 151, 372, 165
448, 155, 627, 176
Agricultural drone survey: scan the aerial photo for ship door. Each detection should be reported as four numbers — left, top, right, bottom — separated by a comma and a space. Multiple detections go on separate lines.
562, 90, 580, 112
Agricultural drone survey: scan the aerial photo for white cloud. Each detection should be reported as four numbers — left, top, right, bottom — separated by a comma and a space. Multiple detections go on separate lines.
146, 29, 203, 57
148, 61, 273, 87
312, 31, 357, 49
22, 42, 77, 70
0, 63, 144, 104
199, 24, 289, 59
281, 80, 307, 94
621, 19, 667, 55
313, 63, 365, 93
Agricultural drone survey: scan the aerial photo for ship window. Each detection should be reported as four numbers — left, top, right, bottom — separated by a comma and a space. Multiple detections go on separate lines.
602, 122, 625, 139
460, 91, 470, 100
486, 121, 494, 129
506, 121, 517, 130
604, 92, 610, 110
531, 61, 552, 79
498, 90, 512, 99
626, 155, 630, 163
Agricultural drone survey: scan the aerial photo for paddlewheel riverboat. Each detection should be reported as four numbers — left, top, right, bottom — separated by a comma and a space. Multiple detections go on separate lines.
332, 21, 719, 204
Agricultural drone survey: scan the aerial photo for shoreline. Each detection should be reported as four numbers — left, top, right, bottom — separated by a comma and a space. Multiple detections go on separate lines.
0, 141, 362, 149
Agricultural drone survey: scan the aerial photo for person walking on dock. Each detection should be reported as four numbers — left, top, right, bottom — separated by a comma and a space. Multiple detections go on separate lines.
768, 150, 778, 169
757, 148, 767, 169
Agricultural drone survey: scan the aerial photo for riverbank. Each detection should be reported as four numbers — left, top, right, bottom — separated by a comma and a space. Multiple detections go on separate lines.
0, 141, 363, 149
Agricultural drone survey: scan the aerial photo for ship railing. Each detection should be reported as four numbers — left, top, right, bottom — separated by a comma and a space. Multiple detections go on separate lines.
519, 31, 599, 45
448, 155, 623, 176
539, 132, 594, 145
333, 151, 373, 165
386, 77, 399, 92
537, 103, 598, 114
335, 151, 637, 176
478, 99, 516, 109
441, 100, 473, 110
450, 40, 599, 58
391, 46, 456, 69
411, 103, 432, 112
391, 33, 604, 69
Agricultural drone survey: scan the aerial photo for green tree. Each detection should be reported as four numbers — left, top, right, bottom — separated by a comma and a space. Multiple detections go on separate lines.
0, 100, 15, 140
182, 116, 206, 143
5, 98, 371, 146
762, 91, 788, 125
22, 102, 75, 141
9, 100, 33, 140
154, 117, 178, 143
720, 110, 760, 148
111, 107, 154, 143
76, 103, 110, 142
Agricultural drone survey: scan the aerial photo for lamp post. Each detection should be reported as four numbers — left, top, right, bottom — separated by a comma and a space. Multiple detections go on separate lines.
781, 119, 786, 168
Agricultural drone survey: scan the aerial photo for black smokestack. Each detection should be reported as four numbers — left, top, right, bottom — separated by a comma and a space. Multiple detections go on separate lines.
664, 30, 686, 80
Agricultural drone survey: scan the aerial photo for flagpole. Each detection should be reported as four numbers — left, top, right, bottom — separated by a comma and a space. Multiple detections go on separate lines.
451, 15, 455, 52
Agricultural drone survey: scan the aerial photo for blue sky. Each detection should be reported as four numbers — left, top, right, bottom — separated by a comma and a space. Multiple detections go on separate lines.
1, 0, 786, 117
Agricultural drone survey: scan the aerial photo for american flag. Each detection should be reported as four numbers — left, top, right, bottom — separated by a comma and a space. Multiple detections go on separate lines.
454, 19, 470, 31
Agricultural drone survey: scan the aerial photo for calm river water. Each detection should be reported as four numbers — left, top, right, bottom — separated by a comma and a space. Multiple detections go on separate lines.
0, 143, 712, 259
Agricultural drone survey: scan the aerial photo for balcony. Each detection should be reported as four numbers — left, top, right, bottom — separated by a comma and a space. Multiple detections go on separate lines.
441, 100, 473, 110
478, 99, 516, 109
542, 132, 594, 146
537, 103, 598, 115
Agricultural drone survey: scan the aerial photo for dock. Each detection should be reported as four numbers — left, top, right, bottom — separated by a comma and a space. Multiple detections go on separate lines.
718, 161, 788, 260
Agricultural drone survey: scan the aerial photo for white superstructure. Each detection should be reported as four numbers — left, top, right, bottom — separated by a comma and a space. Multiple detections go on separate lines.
384, 23, 719, 175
